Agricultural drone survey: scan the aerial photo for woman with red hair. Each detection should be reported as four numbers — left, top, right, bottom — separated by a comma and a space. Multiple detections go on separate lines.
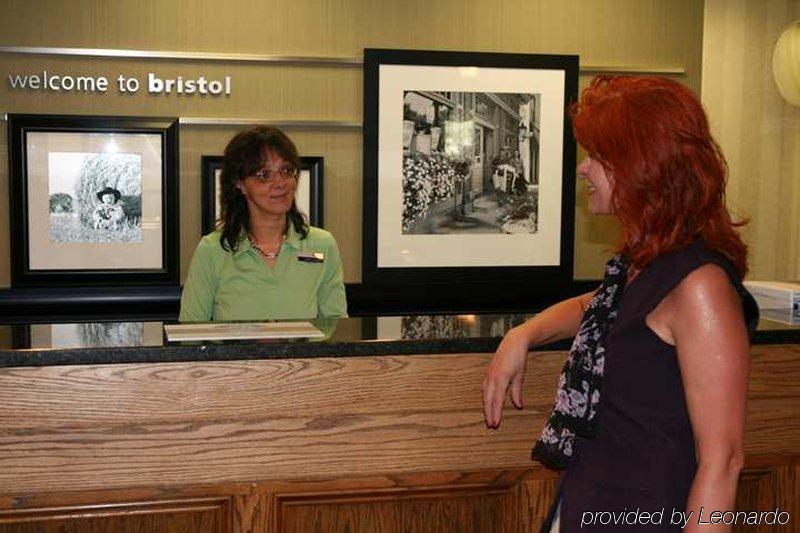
483, 76, 758, 532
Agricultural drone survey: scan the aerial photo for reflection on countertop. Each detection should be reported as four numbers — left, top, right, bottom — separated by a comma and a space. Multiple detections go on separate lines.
0, 311, 797, 368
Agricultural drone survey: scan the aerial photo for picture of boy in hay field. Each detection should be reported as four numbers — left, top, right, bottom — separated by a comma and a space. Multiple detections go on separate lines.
91, 186, 125, 231
47, 152, 143, 244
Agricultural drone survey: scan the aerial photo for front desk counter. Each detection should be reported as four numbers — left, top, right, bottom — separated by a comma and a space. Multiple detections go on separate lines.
0, 313, 798, 532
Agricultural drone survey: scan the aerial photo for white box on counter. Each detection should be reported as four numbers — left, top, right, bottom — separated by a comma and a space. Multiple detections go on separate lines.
743, 281, 800, 312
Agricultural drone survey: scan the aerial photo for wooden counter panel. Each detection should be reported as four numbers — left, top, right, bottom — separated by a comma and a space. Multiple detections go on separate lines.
1, 347, 798, 493
0, 352, 565, 494
0, 469, 559, 533
747, 344, 800, 398
0, 352, 564, 429
0, 463, 794, 532
0, 497, 232, 533
0, 345, 797, 532
278, 489, 511, 532
734, 461, 799, 533
0, 407, 544, 493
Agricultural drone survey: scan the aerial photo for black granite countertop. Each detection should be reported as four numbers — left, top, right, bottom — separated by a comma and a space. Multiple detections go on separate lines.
0, 311, 798, 368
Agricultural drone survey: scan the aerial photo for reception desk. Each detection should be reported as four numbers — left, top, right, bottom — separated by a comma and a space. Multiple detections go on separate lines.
0, 314, 797, 532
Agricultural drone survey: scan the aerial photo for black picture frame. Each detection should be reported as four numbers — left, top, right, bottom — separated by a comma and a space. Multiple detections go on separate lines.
200, 155, 223, 236
8, 114, 180, 287
362, 48, 578, 304
201, 155, 324, 235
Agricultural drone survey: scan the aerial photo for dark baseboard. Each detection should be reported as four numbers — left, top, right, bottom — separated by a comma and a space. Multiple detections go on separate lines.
0, 280, 601, 323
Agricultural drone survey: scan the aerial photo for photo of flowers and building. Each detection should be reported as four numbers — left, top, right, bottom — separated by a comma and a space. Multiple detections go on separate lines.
401, 90, 540, 235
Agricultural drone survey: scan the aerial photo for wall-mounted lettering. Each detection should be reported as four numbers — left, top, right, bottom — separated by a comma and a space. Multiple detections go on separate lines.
8, 71, 109, 93
7, 71, 232, 96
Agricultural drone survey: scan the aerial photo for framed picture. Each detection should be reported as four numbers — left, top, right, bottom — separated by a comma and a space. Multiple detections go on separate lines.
201, 155, 324, 235
362, 49, 578, 294
8, 114, 179, 287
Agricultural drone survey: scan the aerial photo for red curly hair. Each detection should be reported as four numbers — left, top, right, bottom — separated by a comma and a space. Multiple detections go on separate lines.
571, 75, 748, 277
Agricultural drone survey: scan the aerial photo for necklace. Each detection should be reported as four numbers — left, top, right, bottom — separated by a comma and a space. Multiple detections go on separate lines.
249, 235, 282, 259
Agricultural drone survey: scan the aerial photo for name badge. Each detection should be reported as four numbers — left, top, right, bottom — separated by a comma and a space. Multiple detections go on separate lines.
297, 251, 324, 263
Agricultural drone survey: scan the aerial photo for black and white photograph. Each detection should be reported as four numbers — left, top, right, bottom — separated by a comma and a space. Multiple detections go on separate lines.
375, 315, 473, 340
375, 313, 530, 341
8, 114, 179, 287
27, 322, 164, 349
400, 314, 472, 340
362, 49, 577, 291
480, 313, 529, 338
401, 90, 540, 235
48, 152, 143, 243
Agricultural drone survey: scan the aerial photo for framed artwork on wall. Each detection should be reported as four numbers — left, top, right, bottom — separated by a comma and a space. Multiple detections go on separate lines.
7, 114, 179, 287
201, 155, 324, 235
362, 48, 578, 296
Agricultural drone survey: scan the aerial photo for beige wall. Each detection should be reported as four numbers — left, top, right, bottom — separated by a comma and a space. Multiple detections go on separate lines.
702, 0, 800, 281
0, 0, 705, 286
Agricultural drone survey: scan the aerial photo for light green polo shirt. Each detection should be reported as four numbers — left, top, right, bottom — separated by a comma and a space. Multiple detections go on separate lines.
179, 225, 348, 322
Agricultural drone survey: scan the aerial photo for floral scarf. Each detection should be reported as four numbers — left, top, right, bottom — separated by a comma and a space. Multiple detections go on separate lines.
532, 254, 630, 470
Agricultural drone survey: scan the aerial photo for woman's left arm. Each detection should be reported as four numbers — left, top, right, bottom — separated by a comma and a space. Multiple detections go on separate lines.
667, 264, 750, 532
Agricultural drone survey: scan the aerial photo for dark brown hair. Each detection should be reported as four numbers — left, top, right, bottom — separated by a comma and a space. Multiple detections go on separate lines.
217, 125, 308, 252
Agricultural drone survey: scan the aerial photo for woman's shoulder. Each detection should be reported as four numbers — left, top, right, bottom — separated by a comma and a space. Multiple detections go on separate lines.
194, 230, 230, 258
669, 262, 736, 301
648, 238, 737, 282
199, 230, 224, 247
657, 262, 752, 346
304, 226, 339, 248
626, 239, 721, 306
633, 237, 759, 334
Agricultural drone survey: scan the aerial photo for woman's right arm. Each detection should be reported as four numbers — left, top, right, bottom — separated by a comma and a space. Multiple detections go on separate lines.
179, 239, 219, 322
482, 290, 596, 428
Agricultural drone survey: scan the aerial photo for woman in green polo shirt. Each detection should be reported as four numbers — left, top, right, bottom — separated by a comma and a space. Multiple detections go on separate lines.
179, 126, 348, 321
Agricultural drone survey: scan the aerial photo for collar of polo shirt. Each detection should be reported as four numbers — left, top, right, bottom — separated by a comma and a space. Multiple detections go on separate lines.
233, 223, 304, 257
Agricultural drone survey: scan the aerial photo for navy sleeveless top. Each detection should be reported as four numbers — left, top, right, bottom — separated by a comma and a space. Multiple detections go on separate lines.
558, 238, 759, 532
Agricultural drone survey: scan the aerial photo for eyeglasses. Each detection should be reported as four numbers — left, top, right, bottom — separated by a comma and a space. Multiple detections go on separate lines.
250, 166, 300, 183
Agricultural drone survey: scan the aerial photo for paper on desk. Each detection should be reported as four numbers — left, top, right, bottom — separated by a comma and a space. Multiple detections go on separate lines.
164, 321, 325, 342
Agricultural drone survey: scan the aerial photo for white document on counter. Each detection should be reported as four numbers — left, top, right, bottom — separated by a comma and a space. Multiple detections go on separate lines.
164, 321, 325, 342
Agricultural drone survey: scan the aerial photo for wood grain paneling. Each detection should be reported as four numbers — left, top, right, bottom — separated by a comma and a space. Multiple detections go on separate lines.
734, 460, 799, 533
0, 351, 565, 493
0, 344, 796, 531
0, 497, 232, 533
0, 346, 798, 494
0, 462, 794, 532
0, 470, 562, 533
0, 351, 564, 428
272, 470, 557, 532
278, 486, 509, 532
0, 0, 706, 286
